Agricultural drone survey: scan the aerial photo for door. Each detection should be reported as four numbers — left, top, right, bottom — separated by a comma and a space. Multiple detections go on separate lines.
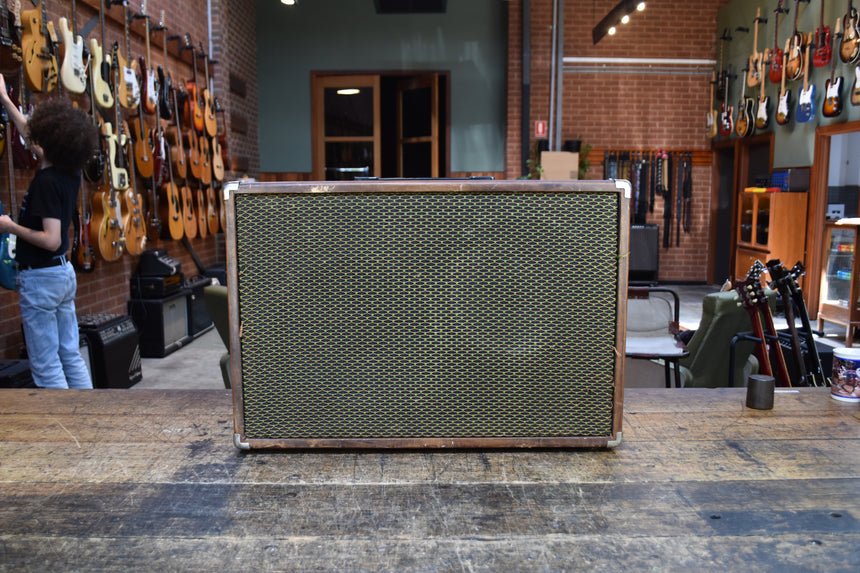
312, 75, 381, 180
396, 75, 439, 177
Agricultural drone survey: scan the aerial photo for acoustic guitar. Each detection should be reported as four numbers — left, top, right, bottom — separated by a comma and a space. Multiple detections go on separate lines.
122, 125, 147, 256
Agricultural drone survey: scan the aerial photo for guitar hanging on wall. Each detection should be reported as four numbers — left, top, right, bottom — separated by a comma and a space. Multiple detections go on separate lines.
769, 0, 786, 84
736, 66, 755, 138
719, 66, 734, 136
786, 0, 805, 81
755, 52, 770, 130
841, 0, 860, 64
812, 0, 831, 68
796, 40, 816, 123
824, 19, 844, 118
777, 38, 793, 125
748, 7, 764, 87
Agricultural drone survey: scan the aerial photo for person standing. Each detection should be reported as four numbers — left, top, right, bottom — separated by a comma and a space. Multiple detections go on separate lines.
0, 75, 99, 388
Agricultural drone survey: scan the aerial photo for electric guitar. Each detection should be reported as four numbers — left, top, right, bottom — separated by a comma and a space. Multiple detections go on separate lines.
90, 123, 126, 262
1, 109, 17, 290
824, 19, 844, 118
736, 66, 754, 138
154, 10, 171, 121
766, 259, 828, 388
769, 1, 786, 84
786, 0, 805, 81
71, 171, 95, 273
58, 0, 86, 94
755, 54, 770, 130
719, 66, 733, 136
122, 123, 146, 256
707, 70, 718, 138
812, 0, 831, 68
748, 8, 764, 87
90, 0, 113, 109
796, 42, 816, 123
841, 0, 860, 64
852, 64, 860, 106
21, 0, 57, 93
136, 0, 158, 115
736, 260, 792, 388
777, 38, 793, 125
83, 63, 106, 183
115, 0, 141, 110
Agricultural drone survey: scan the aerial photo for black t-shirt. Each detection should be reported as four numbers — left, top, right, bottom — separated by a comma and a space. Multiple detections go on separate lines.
16, 166, 80, 267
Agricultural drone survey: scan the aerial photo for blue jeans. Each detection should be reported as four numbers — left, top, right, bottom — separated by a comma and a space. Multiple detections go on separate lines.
18, 260, 93, 389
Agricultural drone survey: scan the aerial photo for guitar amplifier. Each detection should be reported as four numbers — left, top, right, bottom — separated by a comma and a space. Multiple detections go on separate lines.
185, 275, 215, 337
128, 290, 191, 358
78, 314, 142, 389
225, 179, 630, 450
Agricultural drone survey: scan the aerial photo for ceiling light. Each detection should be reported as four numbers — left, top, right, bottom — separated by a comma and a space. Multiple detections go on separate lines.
621, 15, 630, 24
281, 0, 296, 5
637, 2, 646, 11
337, 88, 360, 95
592, 0, 646, 44
608, 26, 616, 35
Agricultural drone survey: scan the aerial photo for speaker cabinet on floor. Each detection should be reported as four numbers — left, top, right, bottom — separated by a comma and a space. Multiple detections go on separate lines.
225, 179, 630, 449
128, 291, 190, 358
78, 314, 142, 389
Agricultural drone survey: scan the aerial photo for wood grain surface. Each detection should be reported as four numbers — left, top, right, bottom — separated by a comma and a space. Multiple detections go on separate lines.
0, 387, 858, 572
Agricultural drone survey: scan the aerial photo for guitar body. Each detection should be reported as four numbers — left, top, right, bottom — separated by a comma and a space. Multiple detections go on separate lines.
719, 104, 733, 137
0, 199, 18, 290
211, 135, 225, 181
181, 184, 197, 239
841, 10, 860, 63
202, 89, 217, 138
129, 119, 154, 179
0, 1, 21, 75
199, 134, 212, 186
158, 180, 184, 241
205, 185, 219, 235
21, 1, 56, 93
796, 84, 817, 123
853, 66, 860, 105
813, 26, 832, 68
142, 67, 158, 115
196, 187, 208, 239
90, 184, 124, 262
769, 47, 784, 84
157, 65, 172, 121
116, 52, 140, 110
58, 17, 86, 94
786, 36, 804, 81
777, 88, 792, 125
736, 98, 754, 138
89, 38, 113, 109
185, 81, 205, 134
184, 129, 202, 181
103, 123, 129, 191
123, 188, 147, 256
71, 207, 95, 273
165, 126, 188, 181
755, 95, 770, 130
824, 76, 844, 117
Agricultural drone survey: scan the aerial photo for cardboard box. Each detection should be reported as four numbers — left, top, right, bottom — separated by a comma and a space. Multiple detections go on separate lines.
540, 151, 579, 180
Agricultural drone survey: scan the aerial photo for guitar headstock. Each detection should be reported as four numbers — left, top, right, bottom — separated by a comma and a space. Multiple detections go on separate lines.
736, 260, 767, 309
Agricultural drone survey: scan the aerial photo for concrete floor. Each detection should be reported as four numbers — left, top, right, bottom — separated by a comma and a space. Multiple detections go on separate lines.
129, 283, 846, 391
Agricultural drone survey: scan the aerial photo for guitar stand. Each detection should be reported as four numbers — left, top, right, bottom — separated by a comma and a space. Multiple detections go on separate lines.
728, 330, 783, 387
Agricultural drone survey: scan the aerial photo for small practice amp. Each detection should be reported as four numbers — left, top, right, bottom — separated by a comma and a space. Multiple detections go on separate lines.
78, 314, 142, 388
128, 290, 190, 358
184, 275, 215, 337
225, 179, 630, 450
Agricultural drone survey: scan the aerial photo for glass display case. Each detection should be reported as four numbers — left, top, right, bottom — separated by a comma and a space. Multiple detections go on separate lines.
818, 221, 860, 347
734, 192, 808, 281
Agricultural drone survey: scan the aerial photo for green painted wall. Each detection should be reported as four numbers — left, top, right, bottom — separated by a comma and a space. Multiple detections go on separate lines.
716, 0, 859, 168
255, 0, 507, 174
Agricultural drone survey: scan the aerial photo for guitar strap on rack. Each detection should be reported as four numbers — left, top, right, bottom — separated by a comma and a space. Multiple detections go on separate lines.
663, 152, 672, 249
676, 151, 683, 246
683, 152, 692, 233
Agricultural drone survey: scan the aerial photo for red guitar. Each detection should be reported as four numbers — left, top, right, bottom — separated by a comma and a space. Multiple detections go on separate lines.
769, 1, 786, 84
813, 0, 832, 68
183, 35, 205, 134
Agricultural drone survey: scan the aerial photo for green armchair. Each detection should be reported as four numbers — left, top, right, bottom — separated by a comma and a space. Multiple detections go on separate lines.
678, 289, 773, 388
204, 285, 231, 389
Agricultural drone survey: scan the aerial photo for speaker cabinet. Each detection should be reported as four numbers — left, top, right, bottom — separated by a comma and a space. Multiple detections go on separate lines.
128, 291, 190, 358
78, 314, 142, 389
185, 276, 215, 337
225, 179, 630, 449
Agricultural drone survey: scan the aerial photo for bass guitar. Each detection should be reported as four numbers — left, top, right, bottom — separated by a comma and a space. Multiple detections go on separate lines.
57, 0, 86, 94
841, 0, 860, 64
824, 19, 844, 118
755, 53, 770, 130
796, 42, 816, 123
812, 0, 831, 68
736, 260, 792, 388
777, 38, 792, 125
20, 0, 57, 93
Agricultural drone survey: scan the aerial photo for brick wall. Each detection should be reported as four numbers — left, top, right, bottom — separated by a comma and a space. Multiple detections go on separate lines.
508, 0, 732, 283
0, 0, 258, 359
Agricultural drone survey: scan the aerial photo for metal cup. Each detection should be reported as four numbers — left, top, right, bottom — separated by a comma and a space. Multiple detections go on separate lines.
746, 374, 775, 410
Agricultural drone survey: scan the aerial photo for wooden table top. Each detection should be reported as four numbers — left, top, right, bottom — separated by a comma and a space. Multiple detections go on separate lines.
1, 387, 858, 571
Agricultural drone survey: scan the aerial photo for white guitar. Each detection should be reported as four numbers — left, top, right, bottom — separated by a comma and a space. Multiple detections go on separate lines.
89, 37, 113, 109
852, 65, 860, 106
57, 1, 87, 94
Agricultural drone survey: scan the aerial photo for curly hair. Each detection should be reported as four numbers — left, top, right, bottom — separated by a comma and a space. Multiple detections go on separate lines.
27, 98, 99, 173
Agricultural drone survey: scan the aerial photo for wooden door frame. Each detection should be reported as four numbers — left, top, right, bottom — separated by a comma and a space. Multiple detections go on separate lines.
311, 73, 382, 180
808, 120, 860, 317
